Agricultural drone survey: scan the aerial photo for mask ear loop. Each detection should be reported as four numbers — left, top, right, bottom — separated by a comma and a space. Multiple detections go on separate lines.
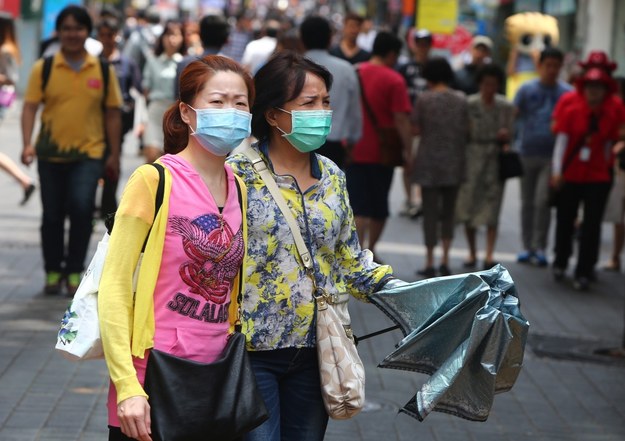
274, 107, 294, 136
185, 103, 198, 134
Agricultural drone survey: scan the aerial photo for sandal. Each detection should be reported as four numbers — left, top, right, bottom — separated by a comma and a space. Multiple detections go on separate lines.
602, 258, 621, 272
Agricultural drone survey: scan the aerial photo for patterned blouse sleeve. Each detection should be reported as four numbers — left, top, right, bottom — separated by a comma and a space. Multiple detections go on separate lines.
333, 173, 393, 301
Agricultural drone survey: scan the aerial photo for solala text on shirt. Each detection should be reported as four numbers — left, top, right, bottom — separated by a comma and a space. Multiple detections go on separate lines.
167, 293, 230, 323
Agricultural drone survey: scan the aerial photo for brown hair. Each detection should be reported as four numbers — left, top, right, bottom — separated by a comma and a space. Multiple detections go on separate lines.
163, 55, 255, 154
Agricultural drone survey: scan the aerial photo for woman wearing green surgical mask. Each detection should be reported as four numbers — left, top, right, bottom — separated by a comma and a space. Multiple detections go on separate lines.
227, 51, 397, 441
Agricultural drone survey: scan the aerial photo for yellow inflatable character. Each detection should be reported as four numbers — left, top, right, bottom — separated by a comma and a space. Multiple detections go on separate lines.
505, 12, 559, 99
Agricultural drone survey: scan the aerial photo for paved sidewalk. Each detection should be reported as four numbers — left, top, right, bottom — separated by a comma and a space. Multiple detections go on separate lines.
1, 102, 624, 440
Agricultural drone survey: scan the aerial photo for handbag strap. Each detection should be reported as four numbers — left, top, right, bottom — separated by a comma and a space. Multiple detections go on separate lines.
355, 68, 380, 129
242, 146, 314, 273
241, 146, 336, 311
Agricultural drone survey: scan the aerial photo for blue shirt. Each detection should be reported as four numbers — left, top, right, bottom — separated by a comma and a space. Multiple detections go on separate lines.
514, 79, 572, 157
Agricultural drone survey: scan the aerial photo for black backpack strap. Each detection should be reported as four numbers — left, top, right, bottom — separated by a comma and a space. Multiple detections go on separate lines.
141, 162, 165, 252
41, 56, 110, 107
99, 57, 110, 109
105, 163, 165, 247
41, 55, 54, 94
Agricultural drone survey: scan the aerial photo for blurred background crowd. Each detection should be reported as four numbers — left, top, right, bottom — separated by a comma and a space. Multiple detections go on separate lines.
1, 0, 624, 296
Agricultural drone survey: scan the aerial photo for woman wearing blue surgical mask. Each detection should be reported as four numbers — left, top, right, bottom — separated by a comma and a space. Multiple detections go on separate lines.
227, 51, 396, 441
99, 55, 255, 441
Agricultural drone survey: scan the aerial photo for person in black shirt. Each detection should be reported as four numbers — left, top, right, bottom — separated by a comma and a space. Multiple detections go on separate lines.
454, 35, 495, 96
330, 13, 371, 65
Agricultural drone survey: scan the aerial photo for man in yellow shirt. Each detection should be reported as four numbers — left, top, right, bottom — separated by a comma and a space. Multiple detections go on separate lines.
21, 5, 123, 295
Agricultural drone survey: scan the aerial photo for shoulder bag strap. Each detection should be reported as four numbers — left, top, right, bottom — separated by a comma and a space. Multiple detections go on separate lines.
560, 113, 599, 175
355, 68, 379, 129
233, 175, 244, 332
241, 146, 313, 272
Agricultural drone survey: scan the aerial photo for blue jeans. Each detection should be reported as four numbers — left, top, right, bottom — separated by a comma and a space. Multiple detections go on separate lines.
244, 348, 328, 441
38, 159, 103, 274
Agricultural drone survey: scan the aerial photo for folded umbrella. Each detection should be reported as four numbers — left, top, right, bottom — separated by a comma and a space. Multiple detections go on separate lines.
368, 264, 529, 421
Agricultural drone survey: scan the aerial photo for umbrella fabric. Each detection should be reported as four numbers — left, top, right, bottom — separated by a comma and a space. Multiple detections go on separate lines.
370, 265, 529, 421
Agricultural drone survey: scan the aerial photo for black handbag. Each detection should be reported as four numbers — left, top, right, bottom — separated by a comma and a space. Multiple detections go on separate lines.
144, 332, 268, 441
143, 178, 268, 441
498, 150, 524, 181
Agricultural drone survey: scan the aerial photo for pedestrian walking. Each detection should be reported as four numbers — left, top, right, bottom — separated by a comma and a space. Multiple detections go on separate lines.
551, 65, 625, 290
300, 15, 362, 169
96, 17, 143, 220
453, 36, 497, 96
221, 12, 253, 63
514, 47, 572, 266
141, 19, 186, 163
0, 12, 35, 205
397, 28, 433, 219
241, 19, 280, 74
227, 51, 395, 441
455, 64, 514, 270
99, 55, 254, 441
20, 5, 123, 296
330, 13, 370, 65
602, 77, 625, 272
174, 14, 230, 97
346, 32, 412, 261
411, 57, 468, 277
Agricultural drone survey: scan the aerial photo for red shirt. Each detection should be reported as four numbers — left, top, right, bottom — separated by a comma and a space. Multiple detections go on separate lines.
352, 62, 412, 164
557, 96, 625, 183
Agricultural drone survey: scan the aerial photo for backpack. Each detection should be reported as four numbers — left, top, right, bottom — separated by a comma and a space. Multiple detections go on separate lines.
41, 55, 110, 107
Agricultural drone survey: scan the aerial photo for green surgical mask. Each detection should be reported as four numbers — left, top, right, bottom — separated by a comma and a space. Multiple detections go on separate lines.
276, 108, 333, 153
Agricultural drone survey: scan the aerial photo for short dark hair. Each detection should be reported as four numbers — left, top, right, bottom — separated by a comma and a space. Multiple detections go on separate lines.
539, 47, 564, 64
252, 51, 333, 142
344, 13, 364, 25
300, 16, 332, 50
55, 5, 93, 34
372, 31, 402, 57
199, 15, 229, 49
476, 63, 506, 86
422, 57, 454, 85
96, 17, 121, 34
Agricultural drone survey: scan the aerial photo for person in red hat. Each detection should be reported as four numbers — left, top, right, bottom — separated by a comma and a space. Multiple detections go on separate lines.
552, 50, 621, 128
550, 65, 625, 290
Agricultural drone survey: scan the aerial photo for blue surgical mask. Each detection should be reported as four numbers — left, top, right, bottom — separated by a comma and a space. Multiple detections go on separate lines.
188, 106, 252, 156
276, 108, 333, 153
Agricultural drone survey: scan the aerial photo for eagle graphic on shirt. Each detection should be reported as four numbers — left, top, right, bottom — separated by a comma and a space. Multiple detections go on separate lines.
170, 214, 244, 304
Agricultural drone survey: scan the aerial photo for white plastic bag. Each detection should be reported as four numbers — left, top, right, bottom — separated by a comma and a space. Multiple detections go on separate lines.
55, 233, 110, 361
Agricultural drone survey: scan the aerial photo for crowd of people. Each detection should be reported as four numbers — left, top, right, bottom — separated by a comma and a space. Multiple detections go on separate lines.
4, 3, 624, 297
1, 3, 624, 439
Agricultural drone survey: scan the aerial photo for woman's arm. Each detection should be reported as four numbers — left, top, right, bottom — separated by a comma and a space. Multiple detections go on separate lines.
99, 166, 159, 403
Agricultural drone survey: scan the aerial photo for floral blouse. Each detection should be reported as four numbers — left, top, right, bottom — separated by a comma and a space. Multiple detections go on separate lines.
227, 143, 393, 350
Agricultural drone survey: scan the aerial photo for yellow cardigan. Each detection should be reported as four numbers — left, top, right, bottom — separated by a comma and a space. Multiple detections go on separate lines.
98, 162, 248, 404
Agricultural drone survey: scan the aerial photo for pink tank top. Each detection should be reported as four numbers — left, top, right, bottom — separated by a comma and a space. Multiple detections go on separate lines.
107, 154, 244, 426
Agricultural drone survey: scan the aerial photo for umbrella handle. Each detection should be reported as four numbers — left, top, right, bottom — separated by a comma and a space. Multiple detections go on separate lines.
354, 325, 400, 345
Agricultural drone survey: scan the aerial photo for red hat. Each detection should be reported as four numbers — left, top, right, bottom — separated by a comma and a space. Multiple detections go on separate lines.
576, 67, 616, 93
578, 51, 617, 72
